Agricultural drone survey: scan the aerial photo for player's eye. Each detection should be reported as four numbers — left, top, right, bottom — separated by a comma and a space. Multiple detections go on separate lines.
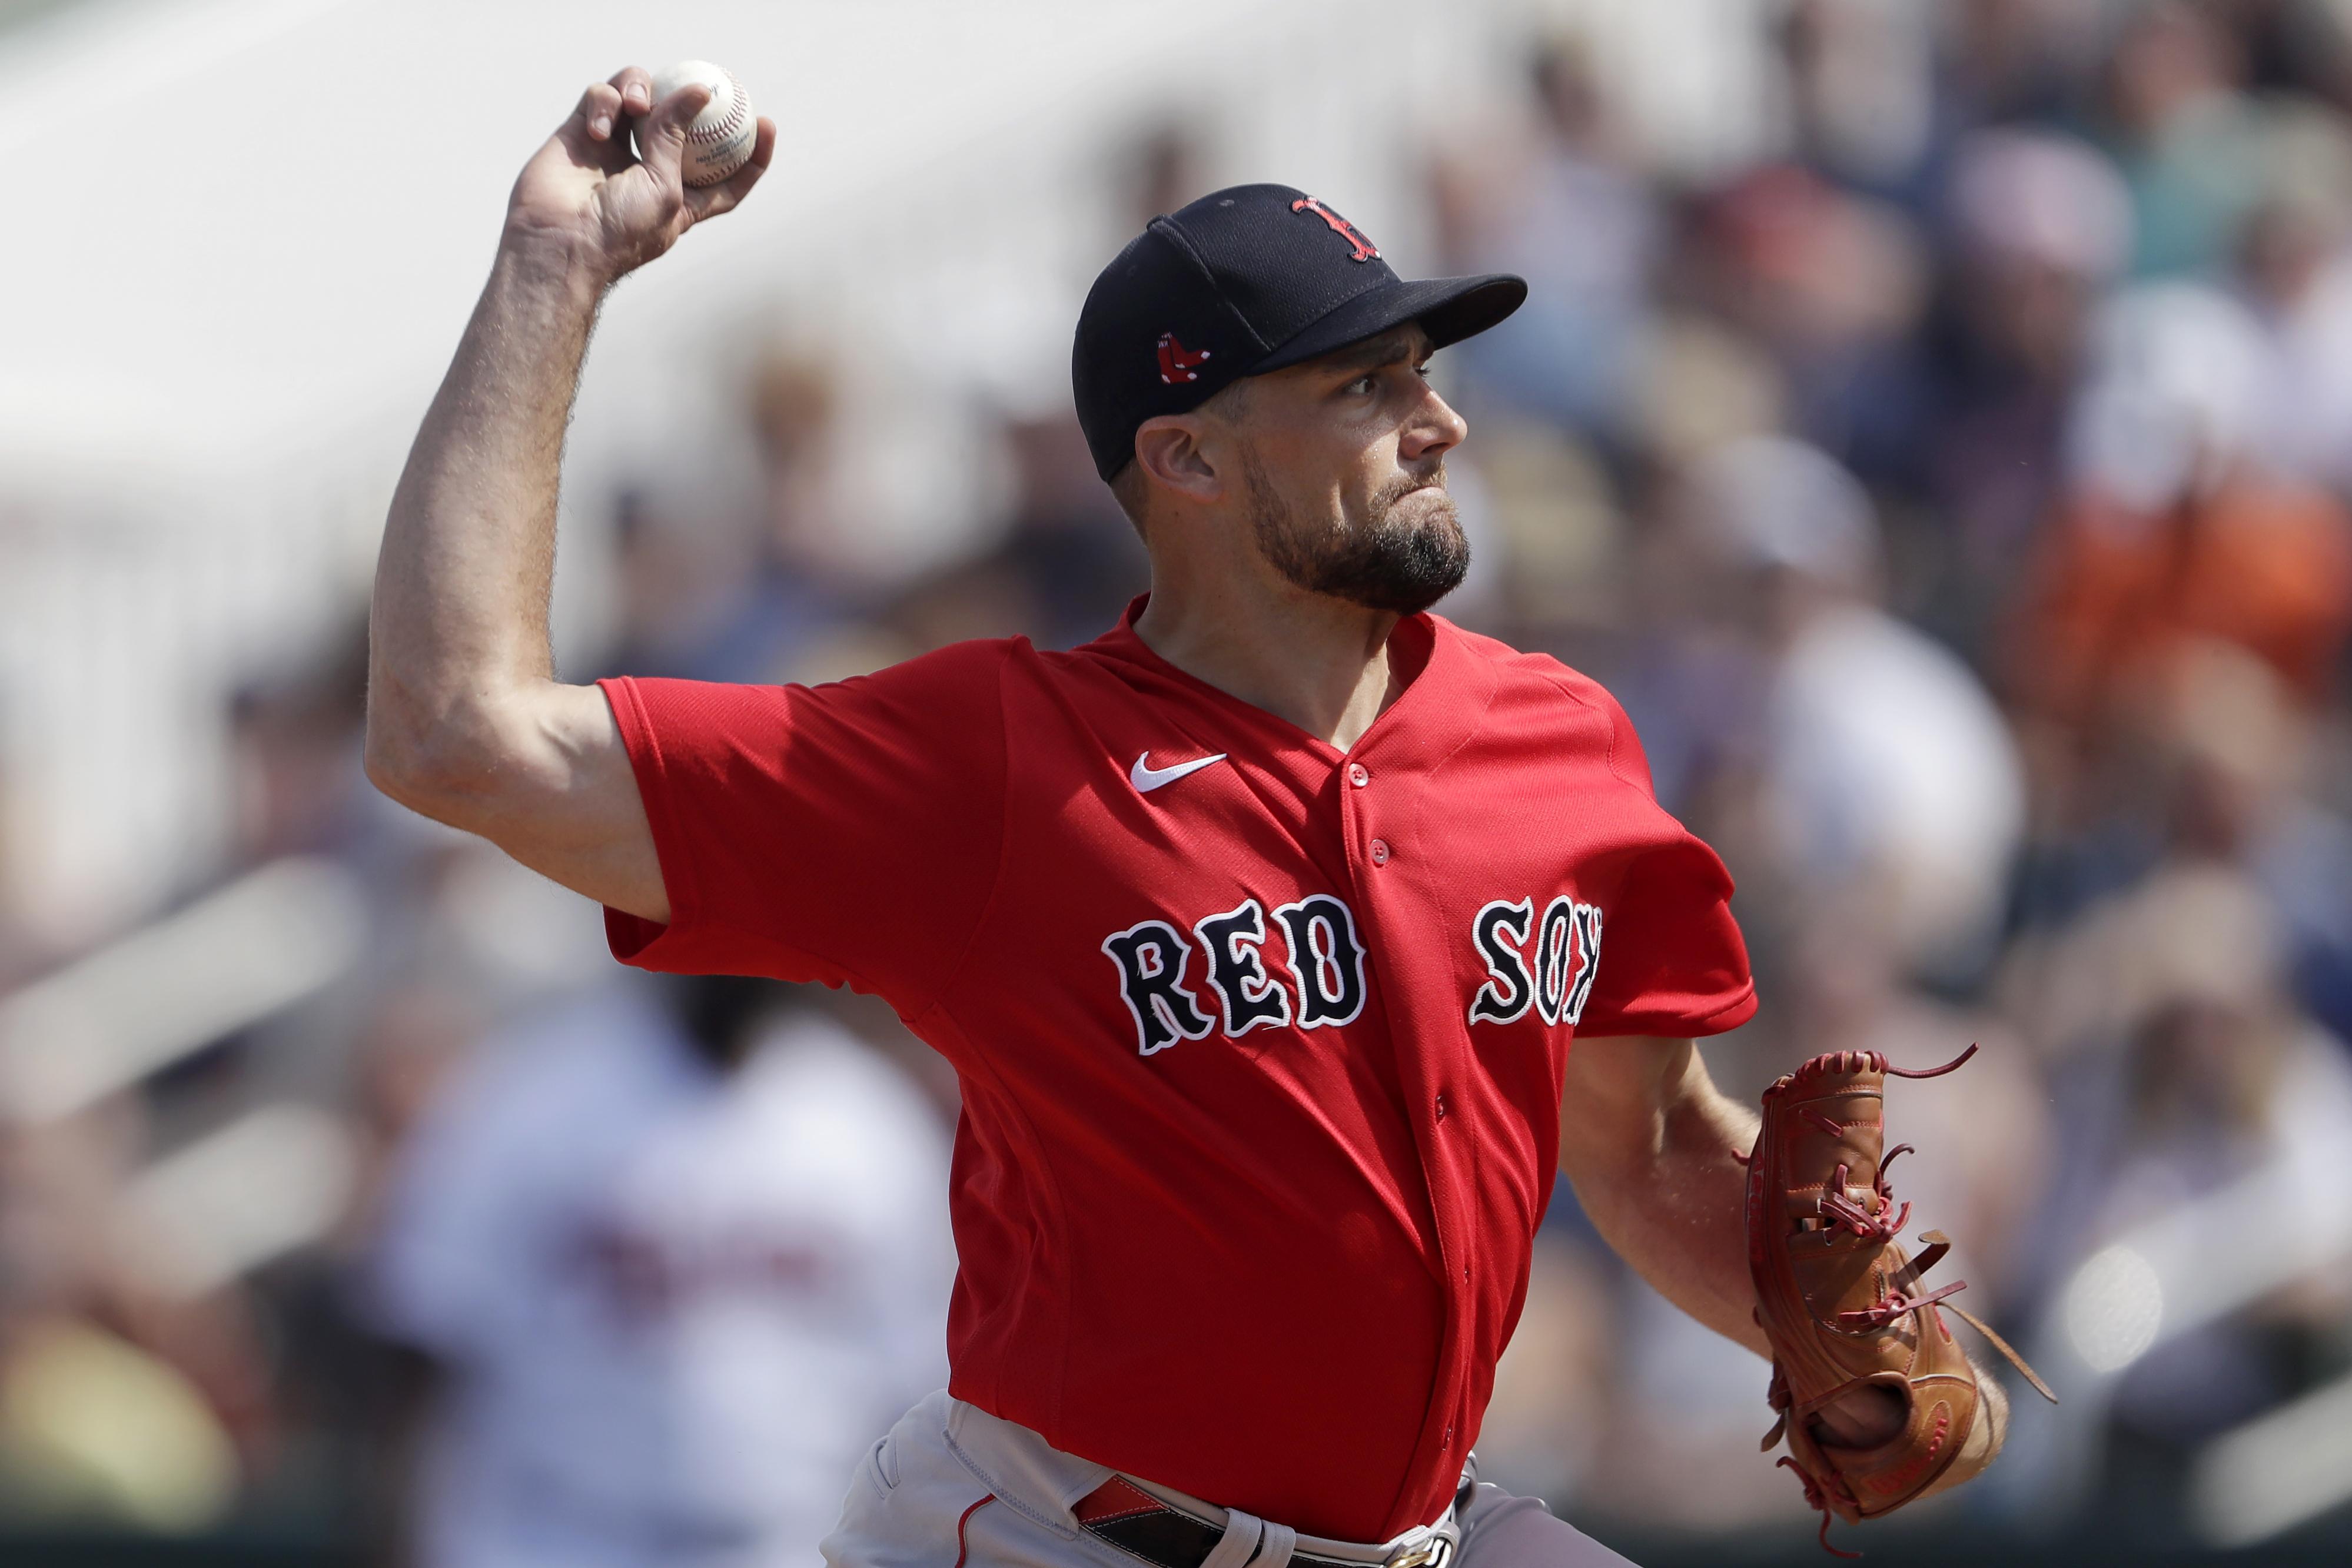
1346, 374, 1378, 396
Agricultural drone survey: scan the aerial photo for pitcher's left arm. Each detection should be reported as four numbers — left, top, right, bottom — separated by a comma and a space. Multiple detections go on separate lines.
1553, 1035, 2003, 1471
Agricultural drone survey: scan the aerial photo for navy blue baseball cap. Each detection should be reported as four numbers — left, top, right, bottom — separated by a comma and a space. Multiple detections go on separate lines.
1072, 184, 1528, 481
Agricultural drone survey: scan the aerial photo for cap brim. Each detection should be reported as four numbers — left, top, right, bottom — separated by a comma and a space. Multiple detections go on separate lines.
1247, 272, 1528, 377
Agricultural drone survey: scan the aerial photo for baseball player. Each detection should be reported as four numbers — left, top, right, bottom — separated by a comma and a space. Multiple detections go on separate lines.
367, 71, 2016, 1566
367, 979, 954, 1568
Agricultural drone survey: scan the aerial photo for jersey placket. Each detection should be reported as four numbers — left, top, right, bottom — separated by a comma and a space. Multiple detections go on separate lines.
1332, 644, 1497, 1525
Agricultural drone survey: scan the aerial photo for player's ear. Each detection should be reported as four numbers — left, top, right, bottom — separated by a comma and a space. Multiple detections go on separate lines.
1133, 417, 1225, 507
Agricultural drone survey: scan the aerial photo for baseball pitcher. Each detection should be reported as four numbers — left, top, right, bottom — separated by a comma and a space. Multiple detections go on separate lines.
367, 69, 2042, 1567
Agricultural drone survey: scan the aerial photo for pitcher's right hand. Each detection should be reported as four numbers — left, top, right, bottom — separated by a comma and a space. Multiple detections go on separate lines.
503, 66, 775, 288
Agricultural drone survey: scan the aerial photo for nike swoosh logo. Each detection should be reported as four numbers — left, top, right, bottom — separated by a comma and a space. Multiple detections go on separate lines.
1130, 750, 1228, 793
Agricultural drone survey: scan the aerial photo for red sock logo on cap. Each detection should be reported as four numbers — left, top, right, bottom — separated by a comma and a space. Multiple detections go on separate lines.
1156, 333, 1212, 384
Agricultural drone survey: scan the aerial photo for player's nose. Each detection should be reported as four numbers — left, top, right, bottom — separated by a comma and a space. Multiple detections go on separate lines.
1400, 384, 1469, 463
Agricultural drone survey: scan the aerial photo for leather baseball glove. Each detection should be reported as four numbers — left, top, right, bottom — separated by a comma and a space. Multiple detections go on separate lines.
1745, 1046, 2055, 1556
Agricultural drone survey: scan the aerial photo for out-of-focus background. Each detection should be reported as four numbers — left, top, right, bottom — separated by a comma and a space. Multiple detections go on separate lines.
5, 0, 2352, 1563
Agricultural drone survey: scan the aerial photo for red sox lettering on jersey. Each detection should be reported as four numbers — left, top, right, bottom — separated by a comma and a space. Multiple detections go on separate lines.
594, 600, 1753, 1545
1101, 889, 1601, 1055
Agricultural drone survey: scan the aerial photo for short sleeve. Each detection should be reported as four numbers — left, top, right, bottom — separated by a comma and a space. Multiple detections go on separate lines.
1577, 830, 1757, 1037
597, 641, 1010, 1011
1576, 686, 1758, 1038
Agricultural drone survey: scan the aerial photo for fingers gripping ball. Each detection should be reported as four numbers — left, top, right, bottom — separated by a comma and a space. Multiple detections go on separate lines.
634, 61, 757, 187
1746, 1046, 2057, 1556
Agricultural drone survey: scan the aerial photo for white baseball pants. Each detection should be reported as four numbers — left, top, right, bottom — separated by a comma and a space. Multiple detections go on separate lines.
821, 1391, 1640, 1568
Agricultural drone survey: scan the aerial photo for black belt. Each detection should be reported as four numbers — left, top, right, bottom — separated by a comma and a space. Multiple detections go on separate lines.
1072, 1478, 1454, 1568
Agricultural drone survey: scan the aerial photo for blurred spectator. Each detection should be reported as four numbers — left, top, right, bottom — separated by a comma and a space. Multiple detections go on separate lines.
0, 1105, 267, 1533
2021, 635, 2352, 1047
599, 349, 865, 686
976, 410, 1147, 650
227, 617, 371, 865
1622, 313, 1790, 486
750, 348, 855, 593
2015, 862, 2352, 1447
1923, 128, 2133, 646
1457, 422, 1627, 641
2158, 642, 2352, 1043
2017, 281, 2352, 729
1687, 436, 2027, 975
2099, 0, 2268, 278
1432, 34, 1664, 438
1684, 167, 1933, 483
601, 487, 787, 684
2220, 0, 2352, 107
2237, 99, 2352, 491
364, 977, 952, 1568
1779, 0, 1937, 192
1932, 0, 2108, 127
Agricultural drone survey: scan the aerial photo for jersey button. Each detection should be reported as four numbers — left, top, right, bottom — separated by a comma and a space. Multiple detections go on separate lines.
1441, 1424, 1454, 1447
1347, 762, 1370, 788
1368, 837, 1391, 865
1434, 1092, 1448, 1119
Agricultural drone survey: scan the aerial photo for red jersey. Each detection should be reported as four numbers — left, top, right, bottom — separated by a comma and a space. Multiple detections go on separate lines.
599, 602, 1755, 1542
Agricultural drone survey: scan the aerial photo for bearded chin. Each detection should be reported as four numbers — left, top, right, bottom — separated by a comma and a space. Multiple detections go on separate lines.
1248, 461, 1471, 615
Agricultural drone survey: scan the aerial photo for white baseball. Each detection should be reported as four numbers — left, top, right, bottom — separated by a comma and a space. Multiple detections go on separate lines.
634, 60, 756, 188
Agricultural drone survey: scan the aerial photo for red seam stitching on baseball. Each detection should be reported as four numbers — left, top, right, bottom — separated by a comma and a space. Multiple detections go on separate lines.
687, 81, 749, 142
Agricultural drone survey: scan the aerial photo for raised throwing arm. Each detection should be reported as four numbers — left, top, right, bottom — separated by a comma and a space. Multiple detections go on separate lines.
364, 68, 775, 921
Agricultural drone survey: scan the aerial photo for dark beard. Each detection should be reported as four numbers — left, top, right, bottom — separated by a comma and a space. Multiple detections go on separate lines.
1242, 447, 1470, 614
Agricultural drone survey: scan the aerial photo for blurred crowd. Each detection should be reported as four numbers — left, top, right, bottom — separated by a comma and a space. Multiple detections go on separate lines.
6, 0, 2352, 1562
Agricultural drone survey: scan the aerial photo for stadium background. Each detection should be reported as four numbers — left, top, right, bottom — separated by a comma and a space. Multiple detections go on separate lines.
5, 0, 2352, 1562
